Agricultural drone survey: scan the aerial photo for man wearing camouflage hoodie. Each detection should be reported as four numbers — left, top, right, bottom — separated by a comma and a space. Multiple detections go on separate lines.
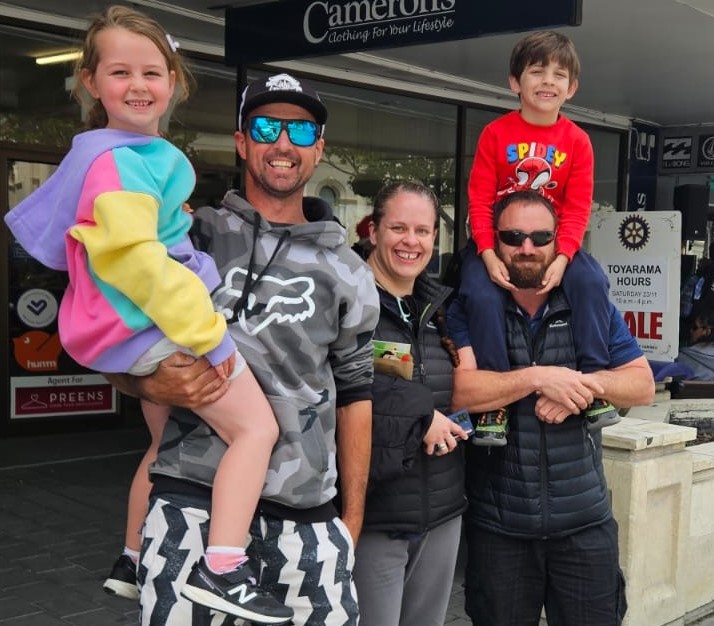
108, 73, 379, 626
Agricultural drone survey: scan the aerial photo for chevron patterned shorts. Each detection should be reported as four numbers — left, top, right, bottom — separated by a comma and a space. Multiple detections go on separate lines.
138, 493, 359, 626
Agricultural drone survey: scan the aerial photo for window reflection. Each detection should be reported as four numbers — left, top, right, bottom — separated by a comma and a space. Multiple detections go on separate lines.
0, 24, 238, 170
7, 160, 67, 292
0, 22, 626, 271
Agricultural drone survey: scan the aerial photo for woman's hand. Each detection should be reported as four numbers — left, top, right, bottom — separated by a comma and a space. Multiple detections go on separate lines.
424, 410, 469, 455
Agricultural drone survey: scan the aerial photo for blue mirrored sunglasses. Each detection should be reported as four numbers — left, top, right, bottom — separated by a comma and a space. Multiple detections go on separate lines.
248, 116, 320, 147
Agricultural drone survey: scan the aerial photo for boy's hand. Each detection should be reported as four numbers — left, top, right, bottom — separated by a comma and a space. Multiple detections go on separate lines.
537, 253, 568, 294
482, 249, 516, 291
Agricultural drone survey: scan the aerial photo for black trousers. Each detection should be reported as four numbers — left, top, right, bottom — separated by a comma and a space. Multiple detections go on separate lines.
463, 518, 627, 626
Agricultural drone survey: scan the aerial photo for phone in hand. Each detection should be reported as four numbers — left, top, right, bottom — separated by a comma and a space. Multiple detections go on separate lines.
448, 408, 474, 437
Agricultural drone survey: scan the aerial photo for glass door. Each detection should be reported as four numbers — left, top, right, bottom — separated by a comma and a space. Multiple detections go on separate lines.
2, 148, 119, 432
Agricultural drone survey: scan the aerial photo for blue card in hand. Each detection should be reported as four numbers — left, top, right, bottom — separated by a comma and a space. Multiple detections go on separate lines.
448, 409, 474, 436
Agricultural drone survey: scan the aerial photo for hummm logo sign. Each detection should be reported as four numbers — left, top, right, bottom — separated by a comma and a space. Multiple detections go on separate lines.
225, 0, 582, 65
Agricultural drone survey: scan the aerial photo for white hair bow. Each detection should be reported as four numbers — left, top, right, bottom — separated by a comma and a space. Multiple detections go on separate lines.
166, 33, 180, 53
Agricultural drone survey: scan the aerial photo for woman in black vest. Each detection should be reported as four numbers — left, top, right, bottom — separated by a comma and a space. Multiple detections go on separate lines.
351, 180, 469, 626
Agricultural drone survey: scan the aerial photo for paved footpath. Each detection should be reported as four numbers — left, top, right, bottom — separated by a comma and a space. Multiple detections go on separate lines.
0, 426, 711, 626
0, 425, 472, 626
0, 428, 144, 624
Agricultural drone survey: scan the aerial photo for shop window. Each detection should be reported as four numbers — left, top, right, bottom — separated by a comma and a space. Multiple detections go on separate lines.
0, 24, 237, 172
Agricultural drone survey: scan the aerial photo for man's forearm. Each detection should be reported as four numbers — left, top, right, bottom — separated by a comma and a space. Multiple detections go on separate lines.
452, 347, 598, 414
452, 367, 539, 412
587, 356, 655, 408
336, 399, 371, 543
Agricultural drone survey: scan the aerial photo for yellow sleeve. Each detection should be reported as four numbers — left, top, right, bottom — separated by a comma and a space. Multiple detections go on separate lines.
70, 190, 227, 356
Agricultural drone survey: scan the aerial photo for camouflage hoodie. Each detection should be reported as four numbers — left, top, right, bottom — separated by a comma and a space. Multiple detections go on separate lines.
150, 191, 379, 509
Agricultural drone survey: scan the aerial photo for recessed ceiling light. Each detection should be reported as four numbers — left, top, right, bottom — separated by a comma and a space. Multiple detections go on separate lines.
35, 51, 82, 66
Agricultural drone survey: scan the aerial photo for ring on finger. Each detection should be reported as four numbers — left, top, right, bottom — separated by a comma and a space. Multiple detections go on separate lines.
436, 443, 447, 451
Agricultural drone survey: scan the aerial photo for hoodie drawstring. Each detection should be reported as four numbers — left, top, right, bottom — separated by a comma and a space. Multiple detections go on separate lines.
225, 212, 290, 324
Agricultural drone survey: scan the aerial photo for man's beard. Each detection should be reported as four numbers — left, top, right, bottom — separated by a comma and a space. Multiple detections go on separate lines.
253, 171, 306, 199
506, 254, 548, 288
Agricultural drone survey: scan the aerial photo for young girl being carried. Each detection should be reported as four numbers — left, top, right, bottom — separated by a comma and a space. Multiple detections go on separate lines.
4, 6, 292, 624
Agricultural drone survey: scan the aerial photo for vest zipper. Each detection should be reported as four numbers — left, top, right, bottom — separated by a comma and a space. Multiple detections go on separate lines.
540, 424, 550, 536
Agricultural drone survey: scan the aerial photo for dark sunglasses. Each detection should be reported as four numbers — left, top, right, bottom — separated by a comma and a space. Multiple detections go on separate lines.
498, 229, 555, 247
248, 116, 321, 147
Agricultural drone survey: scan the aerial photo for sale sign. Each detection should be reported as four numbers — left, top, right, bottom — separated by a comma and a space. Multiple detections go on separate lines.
589, 211, 681, 360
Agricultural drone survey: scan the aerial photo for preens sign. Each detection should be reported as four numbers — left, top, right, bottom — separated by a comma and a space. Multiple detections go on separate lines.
590, 212, 681, 360
11, 374, 116, 419
225, 0, 582, 64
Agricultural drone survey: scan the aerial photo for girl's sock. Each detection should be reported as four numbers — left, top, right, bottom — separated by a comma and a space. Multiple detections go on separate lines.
122, 547, 140, 565
205, 546, 248, 574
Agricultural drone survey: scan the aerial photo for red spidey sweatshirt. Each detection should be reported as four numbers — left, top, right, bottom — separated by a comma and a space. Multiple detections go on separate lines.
468, 110, 594, 261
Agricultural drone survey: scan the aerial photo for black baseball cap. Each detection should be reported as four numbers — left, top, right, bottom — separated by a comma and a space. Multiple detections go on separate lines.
238, 73, 328, 130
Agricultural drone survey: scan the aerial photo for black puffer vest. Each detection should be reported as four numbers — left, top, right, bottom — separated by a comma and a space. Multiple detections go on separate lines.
364, 273, 467, 533
465, 290, 612, 538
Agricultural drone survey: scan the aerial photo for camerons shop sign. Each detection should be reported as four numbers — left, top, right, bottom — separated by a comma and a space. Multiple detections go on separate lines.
225, 0, 582, 64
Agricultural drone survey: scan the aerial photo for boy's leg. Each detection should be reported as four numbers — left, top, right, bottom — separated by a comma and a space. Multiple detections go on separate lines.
456, 250, 511, 444
562, 251, 611, 373
458, 249, 509, 371
248, 514, 359, 626
562, 251, 620, 430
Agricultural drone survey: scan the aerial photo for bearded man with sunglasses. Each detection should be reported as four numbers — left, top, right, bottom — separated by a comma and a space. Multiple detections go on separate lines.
448, 190, 655, 626
107, 73, 379, 626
